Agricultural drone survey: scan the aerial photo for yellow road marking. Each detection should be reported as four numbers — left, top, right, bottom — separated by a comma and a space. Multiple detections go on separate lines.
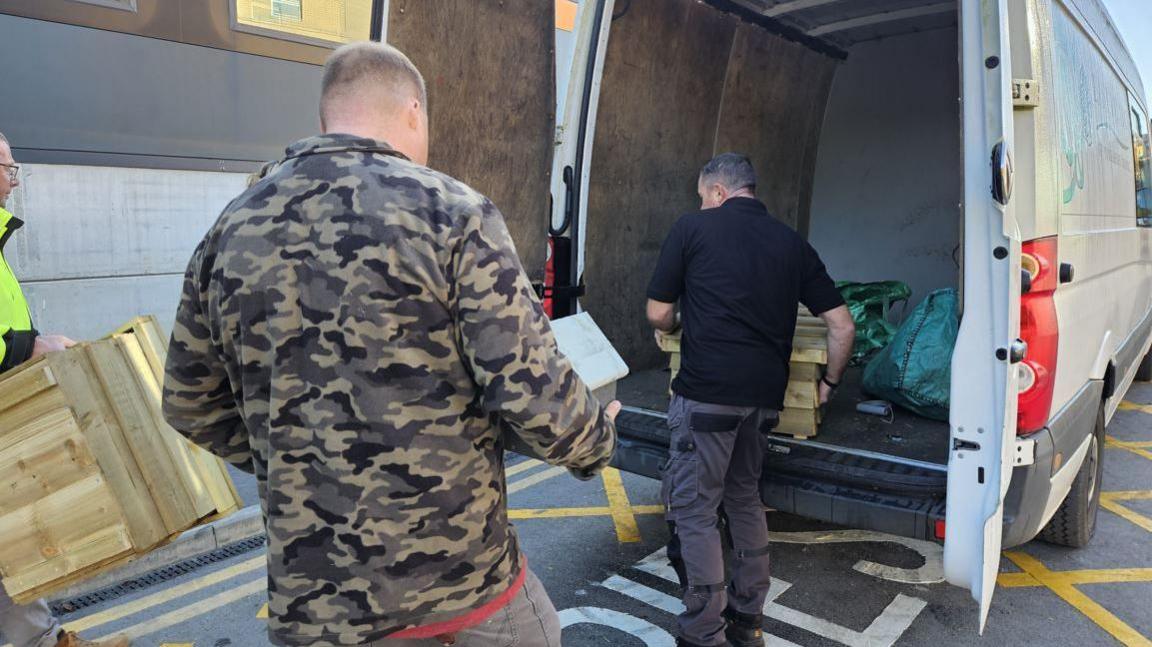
507, 465, 568, 494
603, 468, 646, 542
1003, 552, 1152, 647
95, 578, 266, 641
509, 505, 664, 520
1106, 436, 1152, 462
996, 572, 1040, 587
1118, 400, 1152, 415
1100, 491, 1152, 533
257, 602, 270, 619
63, 556, 264, 633
505, 458, 544, 478
999, 566, 1152, 587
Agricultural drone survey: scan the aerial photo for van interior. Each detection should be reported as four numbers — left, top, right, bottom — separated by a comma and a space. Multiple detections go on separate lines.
585, 0, 962, 469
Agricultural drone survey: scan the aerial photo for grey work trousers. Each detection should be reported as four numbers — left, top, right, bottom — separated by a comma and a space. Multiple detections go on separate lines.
0, 584, 61, 647
662, 394, 775, 647
369, 568, 561, 647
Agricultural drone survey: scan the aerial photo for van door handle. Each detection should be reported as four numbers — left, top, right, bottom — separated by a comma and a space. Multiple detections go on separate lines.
1059, 262, 1075, 284
1009, 339, 1028, 364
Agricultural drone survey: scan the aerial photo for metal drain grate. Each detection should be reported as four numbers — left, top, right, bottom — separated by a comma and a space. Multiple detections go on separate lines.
51, 535, 267, 615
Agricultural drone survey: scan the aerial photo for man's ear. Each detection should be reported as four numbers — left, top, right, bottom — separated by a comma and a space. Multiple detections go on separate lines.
407, 100, 423, 131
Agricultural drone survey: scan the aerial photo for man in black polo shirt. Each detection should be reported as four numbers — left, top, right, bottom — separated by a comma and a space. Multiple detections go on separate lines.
646, 153, 855, 647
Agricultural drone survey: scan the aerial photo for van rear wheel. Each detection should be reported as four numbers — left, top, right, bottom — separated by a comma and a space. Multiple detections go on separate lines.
1136, 351, 1152, 382
1038, 407, 1105, 548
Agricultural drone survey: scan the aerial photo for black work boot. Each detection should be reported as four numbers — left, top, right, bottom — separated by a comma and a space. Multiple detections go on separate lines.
723, 607, 765, 647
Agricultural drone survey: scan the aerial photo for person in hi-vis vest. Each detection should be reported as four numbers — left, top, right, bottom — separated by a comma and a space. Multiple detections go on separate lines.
0, 131, 128, 647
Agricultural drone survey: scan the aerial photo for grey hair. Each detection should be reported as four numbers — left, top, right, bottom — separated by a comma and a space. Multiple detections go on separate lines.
699, 153, 756, 193
320, 41, 427, 122
0, 131, 7, 145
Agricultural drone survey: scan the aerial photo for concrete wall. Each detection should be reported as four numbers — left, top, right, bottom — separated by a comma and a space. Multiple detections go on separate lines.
6, 165, 247, 340
808, 28, 962, 308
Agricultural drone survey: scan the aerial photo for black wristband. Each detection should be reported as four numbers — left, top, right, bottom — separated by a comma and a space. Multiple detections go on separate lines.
821, 375, 840, 390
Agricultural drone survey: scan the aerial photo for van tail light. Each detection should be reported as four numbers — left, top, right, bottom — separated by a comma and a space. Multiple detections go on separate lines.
934, 519, 947, 540
1018, 237, 1059, 435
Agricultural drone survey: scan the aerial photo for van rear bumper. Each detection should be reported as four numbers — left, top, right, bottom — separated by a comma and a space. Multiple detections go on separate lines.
1001, 380, 1103, 548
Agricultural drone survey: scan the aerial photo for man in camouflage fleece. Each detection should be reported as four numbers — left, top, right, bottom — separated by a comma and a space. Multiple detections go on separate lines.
162, 42, 619, 647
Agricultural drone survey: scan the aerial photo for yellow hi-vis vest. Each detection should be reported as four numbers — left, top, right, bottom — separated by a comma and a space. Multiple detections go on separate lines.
0, 207, 35, 373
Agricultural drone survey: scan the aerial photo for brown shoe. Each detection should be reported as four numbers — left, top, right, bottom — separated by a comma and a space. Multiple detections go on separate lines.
54, 631, 131, 647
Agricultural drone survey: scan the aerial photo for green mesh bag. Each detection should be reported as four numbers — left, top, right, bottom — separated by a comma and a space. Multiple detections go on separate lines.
836, 281, 913, 364
861, 288, 958, 421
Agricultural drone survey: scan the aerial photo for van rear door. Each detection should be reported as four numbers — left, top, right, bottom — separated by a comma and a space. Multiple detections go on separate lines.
944, 0, 1023, 632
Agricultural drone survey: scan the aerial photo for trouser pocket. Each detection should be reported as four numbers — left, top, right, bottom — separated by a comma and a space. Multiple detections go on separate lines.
758, 410, 780, 434
662, 455, 699, 510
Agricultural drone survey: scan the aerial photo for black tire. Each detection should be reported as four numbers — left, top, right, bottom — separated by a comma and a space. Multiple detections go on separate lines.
1038, 406, 1105, 547
1136, 351, 1152, 382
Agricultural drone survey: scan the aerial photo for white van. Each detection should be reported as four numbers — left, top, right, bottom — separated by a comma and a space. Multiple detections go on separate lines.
546, 0, 1152, 628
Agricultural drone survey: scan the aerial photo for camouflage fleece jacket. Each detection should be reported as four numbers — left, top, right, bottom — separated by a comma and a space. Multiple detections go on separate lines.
162, 134, 616, 646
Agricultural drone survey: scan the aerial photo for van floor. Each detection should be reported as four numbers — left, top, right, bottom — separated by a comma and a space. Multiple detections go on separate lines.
616, 367, 950, 465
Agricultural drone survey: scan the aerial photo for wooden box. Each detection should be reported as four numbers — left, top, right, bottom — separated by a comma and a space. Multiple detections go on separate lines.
657, 310, 827, 439
0, 317, 242, 603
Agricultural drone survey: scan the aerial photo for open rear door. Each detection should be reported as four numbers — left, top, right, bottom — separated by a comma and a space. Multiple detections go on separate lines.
944, 0, 1022, 632
386, 0, 555, 281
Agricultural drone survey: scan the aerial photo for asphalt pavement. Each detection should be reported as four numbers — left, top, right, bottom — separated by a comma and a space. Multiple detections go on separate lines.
38, 382, 1152, 647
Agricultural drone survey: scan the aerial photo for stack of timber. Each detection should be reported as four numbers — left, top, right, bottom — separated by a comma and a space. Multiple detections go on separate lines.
0, 316, 242, 603
656, 309, 828, 438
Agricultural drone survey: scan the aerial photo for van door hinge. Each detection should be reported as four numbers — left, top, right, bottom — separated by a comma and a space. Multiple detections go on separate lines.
1014, 437, 1036, 466
1013, 79, 1039, 108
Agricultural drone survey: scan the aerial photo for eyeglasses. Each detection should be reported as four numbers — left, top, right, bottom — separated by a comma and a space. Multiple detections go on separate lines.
0, 163, 18, 183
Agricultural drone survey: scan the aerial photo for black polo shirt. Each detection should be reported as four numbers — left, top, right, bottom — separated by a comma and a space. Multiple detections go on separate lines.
647, 197, 844, 409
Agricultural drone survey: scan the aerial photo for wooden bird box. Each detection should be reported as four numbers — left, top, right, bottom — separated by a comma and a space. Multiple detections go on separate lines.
0, 316, 242, 603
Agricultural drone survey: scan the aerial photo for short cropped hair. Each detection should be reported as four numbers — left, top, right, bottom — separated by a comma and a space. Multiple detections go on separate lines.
699, 153, 756, 193
0, 131, 7, 145
320, 42, 427, 122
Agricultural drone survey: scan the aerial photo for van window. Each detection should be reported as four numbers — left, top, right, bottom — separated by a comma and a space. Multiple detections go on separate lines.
233, 0, 373, 46
1132, 100, 1152, 227
1052, 6, 1135, 233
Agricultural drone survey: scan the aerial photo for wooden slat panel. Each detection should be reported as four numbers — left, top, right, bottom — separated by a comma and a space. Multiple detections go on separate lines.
45, 351, 169, 550
791, 337, 828, 364
3, 525, 133, 602
659, 334, 826, 362
387, 0, 555, 280
0, 408, 99, 513
794, 325, 827, 338
193, 449, 243, 519
0, 388, 71, 442
110, 315, 168, 383
784, 380, 819, 410
110, 319, 242, 519
0, 363, 56, 416
789, 362, 821, 381
0, 472, 132, 587
83, 341, 199, 533
115, 335, 219, 521
776, 407, 818, 438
